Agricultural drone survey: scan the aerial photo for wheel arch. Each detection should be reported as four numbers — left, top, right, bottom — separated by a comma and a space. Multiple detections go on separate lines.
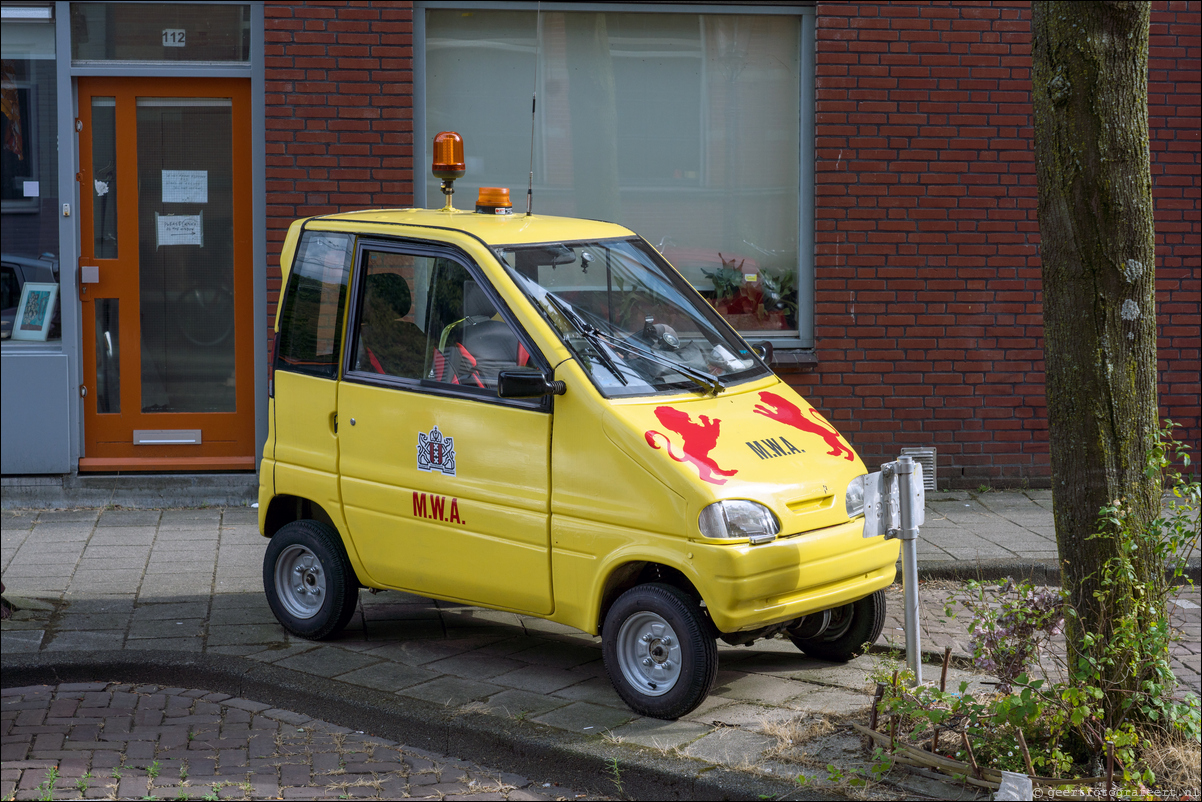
263, 494, 338, 539
596, 560, 707, 636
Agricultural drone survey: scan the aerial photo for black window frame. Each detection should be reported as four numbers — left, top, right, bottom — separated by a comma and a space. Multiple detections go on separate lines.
341, 237, 553, 413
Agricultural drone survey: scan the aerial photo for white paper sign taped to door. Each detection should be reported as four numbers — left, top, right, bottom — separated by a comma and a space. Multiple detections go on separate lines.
155, 211, 204, 247
161, 170, 208, 204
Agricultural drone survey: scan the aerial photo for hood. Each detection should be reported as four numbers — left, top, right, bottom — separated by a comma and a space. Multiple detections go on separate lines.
602, 378, 867, 536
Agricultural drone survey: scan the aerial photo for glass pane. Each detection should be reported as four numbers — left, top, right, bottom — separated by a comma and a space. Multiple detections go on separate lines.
71, 3, 251, 62
91, 97, 117, 258
276, 232, 353, 380
427, 259, 527, 391
351, 252, 435, 381
500, 238, 769, 399
2, 22, 61, 341
426, 10, 800, 335
137, 98, 235, 413
95, 298, 120, 413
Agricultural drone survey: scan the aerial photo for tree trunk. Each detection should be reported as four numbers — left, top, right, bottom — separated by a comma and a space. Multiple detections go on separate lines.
1031, 1, 1163, 718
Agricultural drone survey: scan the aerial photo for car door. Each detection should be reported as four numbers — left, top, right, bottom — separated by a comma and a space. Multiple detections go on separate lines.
336, 240, 554, 614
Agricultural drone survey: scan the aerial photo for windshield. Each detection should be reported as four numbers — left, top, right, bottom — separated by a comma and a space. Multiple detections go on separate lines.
497, 238, 771, 398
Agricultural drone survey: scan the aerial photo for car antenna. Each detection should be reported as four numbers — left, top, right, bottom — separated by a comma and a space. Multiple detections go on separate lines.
526, 2, 541, 216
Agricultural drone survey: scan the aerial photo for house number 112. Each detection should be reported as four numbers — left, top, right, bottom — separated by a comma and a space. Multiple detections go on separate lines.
162, 29, 186, 47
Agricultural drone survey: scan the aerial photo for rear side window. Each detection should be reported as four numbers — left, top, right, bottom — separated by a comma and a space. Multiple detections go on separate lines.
276, 232, 353, 379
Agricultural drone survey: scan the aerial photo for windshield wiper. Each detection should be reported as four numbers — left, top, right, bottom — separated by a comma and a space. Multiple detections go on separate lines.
542, 294, 628, 386
590, 331, 725, 395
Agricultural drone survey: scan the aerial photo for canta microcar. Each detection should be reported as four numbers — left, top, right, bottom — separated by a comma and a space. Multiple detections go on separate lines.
259, 135, 899, 719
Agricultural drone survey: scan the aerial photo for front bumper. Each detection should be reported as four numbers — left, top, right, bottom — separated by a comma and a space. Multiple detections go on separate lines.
690, 518, 898, 632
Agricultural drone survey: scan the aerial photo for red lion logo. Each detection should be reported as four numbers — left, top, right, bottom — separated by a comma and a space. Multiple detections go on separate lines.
644, 406, 738, 486
753, 391, 855, 461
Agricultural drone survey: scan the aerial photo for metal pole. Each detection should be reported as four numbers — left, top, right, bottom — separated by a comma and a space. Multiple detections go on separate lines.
897, 455, 922, 684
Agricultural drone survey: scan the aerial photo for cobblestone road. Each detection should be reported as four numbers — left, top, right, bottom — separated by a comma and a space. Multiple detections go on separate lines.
1, 682, 597, 801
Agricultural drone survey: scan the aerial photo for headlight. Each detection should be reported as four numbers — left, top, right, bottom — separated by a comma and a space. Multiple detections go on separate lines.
846, 474, 867, 519
698, 500, 780, 545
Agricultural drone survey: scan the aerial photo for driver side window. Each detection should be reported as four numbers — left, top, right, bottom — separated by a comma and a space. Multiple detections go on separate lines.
431, 275, 532, 390
348, 248, 532, 392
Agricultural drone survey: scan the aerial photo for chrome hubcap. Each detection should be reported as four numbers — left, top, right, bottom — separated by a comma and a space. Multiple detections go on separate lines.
275, 544, 326, 619
616, 612, 682, 697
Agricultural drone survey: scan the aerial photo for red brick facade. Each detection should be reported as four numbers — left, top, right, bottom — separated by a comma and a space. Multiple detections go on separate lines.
264, 1, 416, 321
795, 0, 1200, 486
263, 1, 1201, 489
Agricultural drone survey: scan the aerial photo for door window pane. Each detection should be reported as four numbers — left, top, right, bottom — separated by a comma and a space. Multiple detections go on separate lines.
137, 97, 235, 413
1, 18, 60, 342
91, 97, 118, 258
276, 231, 353, 380
349, 252, 530, 391
95, 298, 120, 413
351, 251, 435, 381
70, 4, 251, 62
426, 9, 801, 335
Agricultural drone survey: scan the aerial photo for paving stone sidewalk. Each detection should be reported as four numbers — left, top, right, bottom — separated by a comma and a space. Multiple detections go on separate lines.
1, 491, 1198, 796
2, 681, 590, 801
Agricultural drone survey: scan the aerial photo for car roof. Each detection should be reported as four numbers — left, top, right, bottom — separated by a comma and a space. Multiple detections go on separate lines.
305, 207, 634, 247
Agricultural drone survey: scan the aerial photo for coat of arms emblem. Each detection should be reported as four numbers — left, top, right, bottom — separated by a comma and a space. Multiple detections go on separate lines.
417, 426, 456, 476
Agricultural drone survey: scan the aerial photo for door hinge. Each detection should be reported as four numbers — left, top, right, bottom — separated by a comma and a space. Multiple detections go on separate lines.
75, 171, 83, 183
80, 385, 88, 397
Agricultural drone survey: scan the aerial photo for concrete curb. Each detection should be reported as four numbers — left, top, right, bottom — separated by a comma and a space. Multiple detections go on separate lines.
914, 558, 1202, 585
0, 651, 840, 802
0, 474, 258, 510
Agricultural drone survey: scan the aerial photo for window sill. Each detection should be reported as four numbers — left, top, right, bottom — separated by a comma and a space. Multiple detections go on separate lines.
2, 339, 64, 353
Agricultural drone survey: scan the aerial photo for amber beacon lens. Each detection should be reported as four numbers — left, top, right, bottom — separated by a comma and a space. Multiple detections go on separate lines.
432, 131, 465, 180
476, 187, 512, 214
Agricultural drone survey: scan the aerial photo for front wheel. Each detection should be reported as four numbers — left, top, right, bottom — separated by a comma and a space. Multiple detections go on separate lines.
602, 583, 718, 719
790, 589, 885, 662
263, 520, 360, 640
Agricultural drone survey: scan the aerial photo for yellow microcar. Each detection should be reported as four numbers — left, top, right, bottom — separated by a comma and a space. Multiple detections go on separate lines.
259, 178, 899, 720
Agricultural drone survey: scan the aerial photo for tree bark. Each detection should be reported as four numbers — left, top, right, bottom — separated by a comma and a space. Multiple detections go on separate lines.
1031, 1, 1163, 711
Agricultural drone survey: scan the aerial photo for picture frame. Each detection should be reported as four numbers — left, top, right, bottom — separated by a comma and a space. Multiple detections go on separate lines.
12, 281, 58, 341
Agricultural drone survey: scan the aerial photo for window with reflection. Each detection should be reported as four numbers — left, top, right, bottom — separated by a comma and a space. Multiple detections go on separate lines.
350, 250, 532, 391
2, 14, 60, 342
426, 8, 805, 340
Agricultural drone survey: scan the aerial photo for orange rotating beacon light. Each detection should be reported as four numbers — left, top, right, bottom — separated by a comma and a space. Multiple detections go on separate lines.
431, 131, 465, 211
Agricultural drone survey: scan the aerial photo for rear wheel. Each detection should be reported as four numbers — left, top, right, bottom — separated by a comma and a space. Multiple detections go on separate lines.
790, 589, 885, 662
263, 519, 359, 640
602, 583, 718, 719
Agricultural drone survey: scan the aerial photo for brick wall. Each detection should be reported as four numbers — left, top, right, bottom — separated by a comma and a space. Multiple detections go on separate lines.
264, 0, 415, 326
1149, 2, 1202, 469
793, 0, 1200, 487
261, 1, 1200, 489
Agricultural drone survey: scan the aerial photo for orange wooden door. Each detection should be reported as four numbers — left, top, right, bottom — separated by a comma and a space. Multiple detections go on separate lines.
78, 77, 254, 471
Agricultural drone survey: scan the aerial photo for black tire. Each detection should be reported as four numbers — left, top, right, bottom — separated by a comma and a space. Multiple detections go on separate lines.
602, 583, 719, 720
790, 589, 886, 662
263, 520, 360, 640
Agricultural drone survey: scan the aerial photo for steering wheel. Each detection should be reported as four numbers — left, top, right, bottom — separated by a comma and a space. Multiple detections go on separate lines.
641, 319, 680, 351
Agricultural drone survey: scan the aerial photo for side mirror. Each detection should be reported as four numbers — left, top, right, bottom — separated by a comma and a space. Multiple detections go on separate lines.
752, 340, 774, 363
497, 369, 566, 399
